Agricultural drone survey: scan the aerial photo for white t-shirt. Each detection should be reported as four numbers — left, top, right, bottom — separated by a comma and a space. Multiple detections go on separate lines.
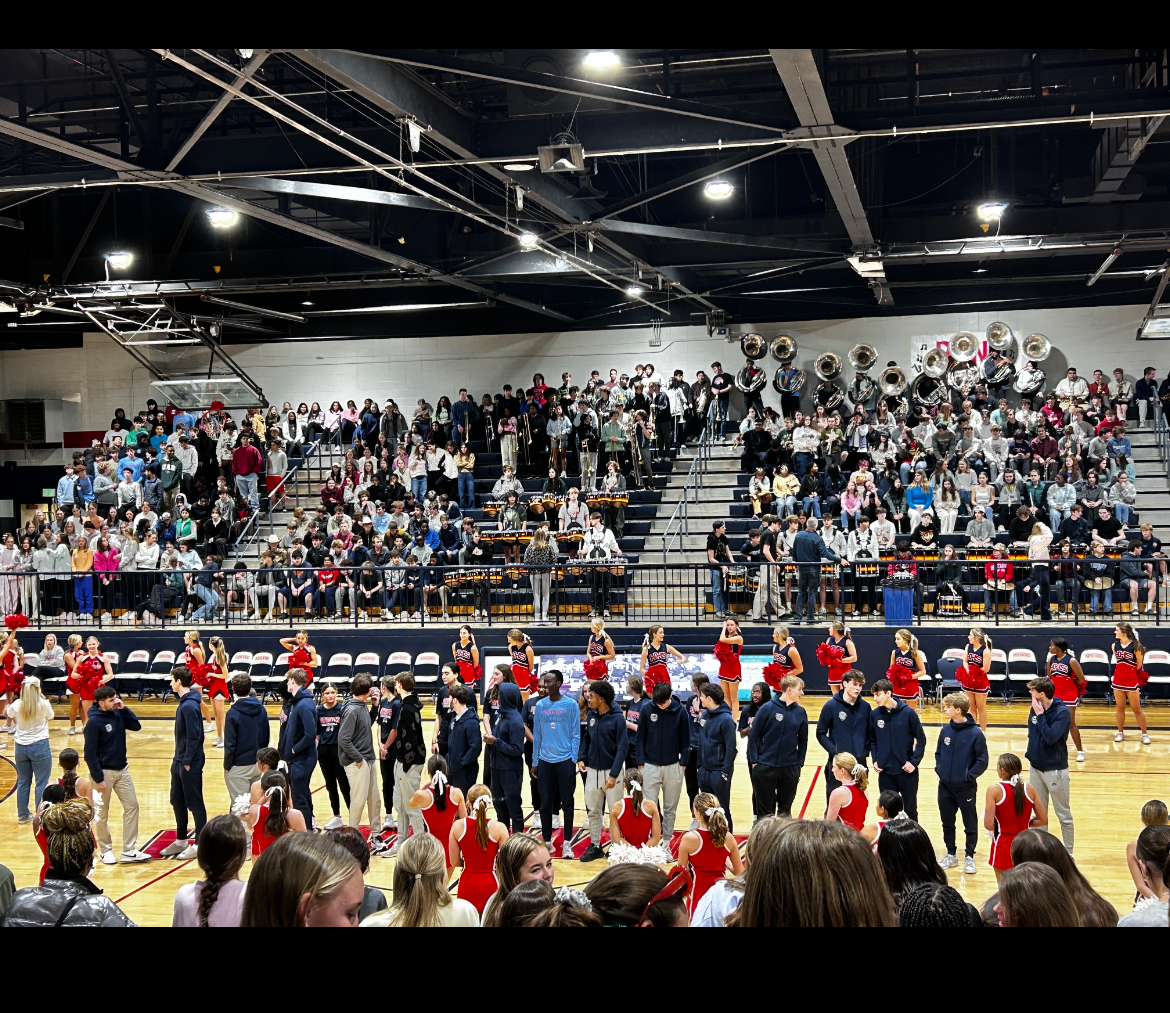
8, 698, 54, 746
171, 879, 246, 927
361, 896, 480, 928
691, 879, 743, 927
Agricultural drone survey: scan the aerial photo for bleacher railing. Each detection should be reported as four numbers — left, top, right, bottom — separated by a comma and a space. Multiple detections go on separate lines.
232, 436, 330, 560
12, 554, 1162, 631
661, 404, 716, 561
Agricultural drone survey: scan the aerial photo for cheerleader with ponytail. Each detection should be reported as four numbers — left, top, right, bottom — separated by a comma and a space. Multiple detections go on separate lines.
714, 618, 744, 721
886, 628, 926, 711
63, 635, 86, 734
279, 629, 318, 686
676, 791, 743, 916
449, 784, 508, 913
984, 753, 1047, 882
819, 620, 857, 691
640, 625, 684, 695
248, 770, 306, 859
182, 629, 214, 731
608, 769, 668, 864
247, 748, 287, 810
451, 625, 482, 691
506, 628, 535, 700
825, 752, 869, 831
204, 636, 232, 746
762, 625, 803, 693
1047, 638, 1087, 762
584, 617, 615, 680
411, 755, 466, 869
1112, 622, 1150, 744
959, 627, 992, 731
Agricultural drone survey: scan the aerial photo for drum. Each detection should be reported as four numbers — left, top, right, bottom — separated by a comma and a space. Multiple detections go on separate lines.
444, 571, 464, 588
1106, 547, 1123, 560
585, 494, 603, 510
965, 548, 991, 565
542, 494, 563, 511
466, 567, 489, 584
566, 561, 588, 576
566, 529, 584, 543
820, 562, 840, 579
488, 570, 504, 586
498, 530, 518, 545
913, 549, 939, 564
853, 559, 879, 578
505, 566, 526, 581
517, 533, 533, 547
528, 496, 547, 514
746, 571, 761, 593
611, 494, 629, 509
1087, 576, 1115, 590
595, 495, 613, 509
783, 561, 798, 580
605, 561, 626, 577
938, 595, 964, 615
983, 580, 1016, 591
727, 566, 747, 591
1008, 546, 1028, 562
483, 500, 502, 518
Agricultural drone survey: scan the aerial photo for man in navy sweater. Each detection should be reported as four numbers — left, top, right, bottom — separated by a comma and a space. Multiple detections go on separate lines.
868, 678, 927, 822
748, 674, 808, 817
222, 673, 269, 803
577, 680, 628, 862
446, 684, 481, 794
282, 667, 319, 828
934, 692, 989, 875
162, 666, 206, 861
816, 670, 871, 802
697, 683, 737, 832
791, 518, 849, 623
637, 680, 691, 838
532, 670, 581, 858
84, 686, 150, 865
1026, 676, 1074, 853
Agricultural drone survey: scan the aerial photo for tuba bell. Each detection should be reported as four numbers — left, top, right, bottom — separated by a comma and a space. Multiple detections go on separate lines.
946, 359, 982, 391
770, 334, 798, 362
879, 365, 907, 396
1021, 333, 1052, 361
949, 331, 979, 362
922, 347, 950, 379
848, 343, 877, 372
986, 321, 1015, 351
814, 353, 842, 382
773, 365, 806, 395
740, 332, 767, 360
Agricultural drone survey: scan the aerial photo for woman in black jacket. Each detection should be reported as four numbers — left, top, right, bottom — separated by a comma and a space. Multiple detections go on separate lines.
934, 544, 967, 615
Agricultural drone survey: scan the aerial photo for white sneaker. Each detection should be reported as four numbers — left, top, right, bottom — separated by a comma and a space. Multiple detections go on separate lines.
120, 850, 151, 863
214, 737, 224, 748
1142, 734, 1152, 745
100, 852, 117, 865
67, 728, 77, 736
161, 840, 189, 857
177, 845, 198, 860
1114, 731, 1125, 742
324, 815, 343, 830
203, 721, 215, 733
562, 842, 575, 859
101, 612, 113, 622
1076, 751, 1086, 762
551, 815, 561, 829
963, 856, 977, 875
937, 853, 958, 870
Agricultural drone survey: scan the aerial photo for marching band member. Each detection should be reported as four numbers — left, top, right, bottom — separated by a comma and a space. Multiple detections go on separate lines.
582, 511, 621, 619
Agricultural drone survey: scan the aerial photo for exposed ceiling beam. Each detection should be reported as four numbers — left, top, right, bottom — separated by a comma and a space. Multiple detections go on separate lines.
104, 49, 146, 146
222, 174, 448, 211
167, 49, 270, 171
597, 219, 846, 256
61, 189, 111, 282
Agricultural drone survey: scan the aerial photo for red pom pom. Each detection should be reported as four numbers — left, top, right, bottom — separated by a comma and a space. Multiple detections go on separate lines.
4, 615, 29, 632
885, 663, 903, 682
210, 400, 225, 411
713, 641, 737, 662
815, 643, 845, 668
583, 658, 609, 679
762, 662, 786, 692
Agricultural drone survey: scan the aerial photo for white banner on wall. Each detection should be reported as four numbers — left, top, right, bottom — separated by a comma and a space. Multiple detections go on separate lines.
909, 333, 991, 375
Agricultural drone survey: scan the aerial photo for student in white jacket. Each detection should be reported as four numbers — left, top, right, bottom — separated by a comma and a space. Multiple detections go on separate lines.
1019, 521, 1053, 621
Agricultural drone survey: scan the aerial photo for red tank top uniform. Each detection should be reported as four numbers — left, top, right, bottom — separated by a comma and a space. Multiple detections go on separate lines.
420, 786, 459, 868
584, 634, 609, 679
825, 634, 852, 687
687, 828, 733, 916
456, 821, 500, 914
251, 804, 285, 856
0, 648, 23, 696
453, 643, 479, 686
870, 819, 889, 855
76, 654, 107, 700
64, 648, 85, 695
643, 646, 671, 694
288, 645, 313, 684
509, 644, 532, 692
615, 797, 654, 848
184, 645, 208, 687
714, 639, 742, 683
837, 783, 868, 831
36, 825, 49, 884
960, 645, 990, 693
1049, 654, 1082, 706
1112, 640, 1143, 691
888, 647, 920, 700
989, 781, 1034, 870
203, 657, 232, 701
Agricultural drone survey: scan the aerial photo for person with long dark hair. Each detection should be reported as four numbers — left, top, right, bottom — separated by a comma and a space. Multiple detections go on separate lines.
1118, 825, 1170, 926
1005, 829, 1118, 927
873, 815, 947, 912
172, 814, 248, 927
249, 769, 306, 860
315, 684, 350, 831
993, 863, 1080, 927
984, 752, 1047, 882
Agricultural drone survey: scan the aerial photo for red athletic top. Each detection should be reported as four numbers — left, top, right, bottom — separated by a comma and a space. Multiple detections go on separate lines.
990, 781, 1034, 871
75, 654, 107, 697
837, 783, 868, 831
889, 648, 919, 698
420, 786, 459, 866
288, 645, 314, 684
65, 648, 85, 693
251, 804, 284, 856
456, 818, 500, 914
615, 797, 654, 848
687, 828, 732, 916
1049, 654, 1081, 703
184, 644, 208, 685
960, 645, 989, 692
643, 645, 671, 693
1112, 640, 1142, 690
715, 640, 742, 683
36, 825, 49, 884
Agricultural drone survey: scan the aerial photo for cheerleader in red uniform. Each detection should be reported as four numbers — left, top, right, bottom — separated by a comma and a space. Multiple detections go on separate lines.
279, 629, 318, 686
825, 752, 869, 830
640, 624, 684, 695
959, 627, 992, 731
451, 625, 481, 689
983, 753, 1047, 882
73, 636, 113, 713
886, 628, 926, 711
1047, 637, 1087, 762
861, 790, 905, 851
449, 785, 508, 914
0, 627, 25, 734
205, 636, 233, 748
410, 756, 466, 869
821, 620, 857, 692
584, 617, 615, 681
182, 630, 214, 731
762, 625, 803, 693
676, 792, 743, 917
506, 628, 535, 700
714, 618, 743, 721
1112, 621, 1150, 745
62, 634, 85, 734
609, 769, 662, 848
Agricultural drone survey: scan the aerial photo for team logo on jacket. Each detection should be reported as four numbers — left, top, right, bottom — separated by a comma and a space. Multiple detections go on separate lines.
1030, 715, 1038, 725
944, 736, 951, 746
105, 723, 113, 732
839, 711, 847, 721
649, 713, 658, 722
877, 719, 885, 729
589, 717, 596, 727
775, 712, 784, 722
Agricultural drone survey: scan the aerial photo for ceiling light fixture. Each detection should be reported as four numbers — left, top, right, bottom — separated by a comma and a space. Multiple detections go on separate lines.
704, 180, 734, 201
235, 49, 254, 60
301, 300, 314, 307
583, 51, 621, 70
206, 208, 237, 227
625, 284, 644, 297
519, 232, 538, 249
503, 163, 534, 172
978, 202, 1007, 220
104, 252, 131, 281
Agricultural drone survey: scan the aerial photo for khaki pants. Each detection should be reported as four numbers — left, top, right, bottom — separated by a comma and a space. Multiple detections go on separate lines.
224, 763, 259, 803
1029, 767, 1074, 853
343, 758, 383, 830
642, 761, 685, 838
583, 766, 625, 846
94, 766, 140, 856
394, 761, 424, 837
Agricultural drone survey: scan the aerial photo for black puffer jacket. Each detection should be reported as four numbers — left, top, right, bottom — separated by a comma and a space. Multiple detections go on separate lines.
2, 875, 135, 927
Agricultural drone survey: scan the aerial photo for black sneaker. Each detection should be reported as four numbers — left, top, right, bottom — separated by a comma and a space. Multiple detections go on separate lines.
579, 843, 606, 862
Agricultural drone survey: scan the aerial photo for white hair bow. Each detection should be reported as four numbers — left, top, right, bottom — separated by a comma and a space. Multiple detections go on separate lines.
704, 806, 725, 819
1009, 774, 1021, 786
629, 780, 642, 793
473, 795, 491, 811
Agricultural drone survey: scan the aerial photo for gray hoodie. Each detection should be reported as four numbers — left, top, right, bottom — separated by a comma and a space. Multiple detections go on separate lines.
338, 696, 375, 766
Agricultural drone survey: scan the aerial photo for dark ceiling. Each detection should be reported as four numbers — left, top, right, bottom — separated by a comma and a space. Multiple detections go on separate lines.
1, 47, 1168, 353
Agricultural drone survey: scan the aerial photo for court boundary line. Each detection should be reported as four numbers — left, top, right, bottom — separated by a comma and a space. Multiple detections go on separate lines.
114, 859, 195, 905
798, 766, 822, 819
0, 755, 16, 805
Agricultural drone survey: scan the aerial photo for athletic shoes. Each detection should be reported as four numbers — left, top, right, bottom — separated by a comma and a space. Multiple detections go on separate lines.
1076, 751, 1086, 762
101, 852, 118, 865
203, 721, 216, 733
963, 857, 977, 875
67, 727, 77, 736
369, 836, 390, 856
1114, 732, 1125, 742
579, 843, 605, 863
562, 842, 575, 859
214, 737, 224, 748
1142, 734, 1152, 745
161, 841, 189, 857
120, 850, 151, 863
324, 816, 343, 830
937, 853, 958, 870
551, 815, 561, 829
177, 845, 198, 860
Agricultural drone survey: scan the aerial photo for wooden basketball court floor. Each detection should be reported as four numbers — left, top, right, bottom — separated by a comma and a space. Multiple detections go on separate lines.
0, 697, 1165, 926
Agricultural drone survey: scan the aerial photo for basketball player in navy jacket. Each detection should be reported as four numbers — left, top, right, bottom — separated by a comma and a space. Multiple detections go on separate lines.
697, 683, 737, 832
815, 669, 871, 801
868, 678, 926, 821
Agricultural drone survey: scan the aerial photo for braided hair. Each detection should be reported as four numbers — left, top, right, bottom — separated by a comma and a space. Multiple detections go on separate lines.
195, 815, 247, 927
897, 882, 971, 928
43, 797, 96, 877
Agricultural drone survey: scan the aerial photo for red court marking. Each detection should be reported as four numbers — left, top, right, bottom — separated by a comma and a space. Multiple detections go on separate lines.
115, 859, 195, 905
797, 766, 822, 820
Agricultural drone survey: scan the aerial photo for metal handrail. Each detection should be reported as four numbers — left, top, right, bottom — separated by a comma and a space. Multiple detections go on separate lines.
232, 436, 332, 559
661, 404, 717, 561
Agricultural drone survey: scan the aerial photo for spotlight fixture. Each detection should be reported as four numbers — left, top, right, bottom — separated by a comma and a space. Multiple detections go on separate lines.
503, 163, 534, 172
206, 208, 237, 228
625, 284, 644, 297
301, 300, 314, 307
519, 232, 539, 249
105, 252, 132, 270
235, 49, 254, 59
583, 50, 621, 70
978, 202, 1007, 220
704, 180, 734, 201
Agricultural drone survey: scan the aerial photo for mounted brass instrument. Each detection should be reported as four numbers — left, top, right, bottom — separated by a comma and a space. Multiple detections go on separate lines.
947, 360, 982, 391
735, 362, 767, 395
848, 343, 877, 372
740, 332, 767, 360
847, 343, 877, 407
772, 365, 807, 395
986, 321, 1015, 351
770, 334, 798, 363
1021, 333, 1052, 361
880, 366, 908, 396
814, 353, 844, 410
949, 331, 979, 362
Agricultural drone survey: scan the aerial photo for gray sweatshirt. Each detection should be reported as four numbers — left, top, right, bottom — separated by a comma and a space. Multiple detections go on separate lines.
337, 697, 375, 765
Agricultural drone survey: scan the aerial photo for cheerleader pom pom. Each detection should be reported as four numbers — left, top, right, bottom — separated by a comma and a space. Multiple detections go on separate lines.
815, 642, 844, 667
230, 793, 252, 819
606, 842, 674, 866
885, 664, 904, 682
713, 641, 737, 662
4, 614, 29, 632
762, 662, 786, 692
583, 658, 608, 679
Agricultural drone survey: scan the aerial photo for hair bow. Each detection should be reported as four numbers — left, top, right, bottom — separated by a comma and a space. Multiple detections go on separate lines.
704, 806, 725, 819
555, 886, 592, 912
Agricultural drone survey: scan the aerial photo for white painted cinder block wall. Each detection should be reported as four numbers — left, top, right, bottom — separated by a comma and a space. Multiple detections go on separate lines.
0, 301, 1156, 463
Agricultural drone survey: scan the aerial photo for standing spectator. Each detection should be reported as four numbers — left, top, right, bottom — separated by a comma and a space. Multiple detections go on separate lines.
577, 680, 628, 862
83, 685, 150, 864
9, 677, 55, 825
446, 684, 481, 793
868, 678, 927, 822
696, 682, 737, 832
1025, 676, 1074, 854
159, 444, 183, 515
222, 673, 268, 804
531, 670, 580, 858
815, 669, 871, 803
55, 464, 76, 513
231, 433, 264, 512
391, 673, 426, 850
338, 673, 381, 832
636, 679, 691, 839
488, 682, 526, 834
280, 667, 318, 829
161, 667, 206, 861
747, 674, 808, 818
934, 692, 989, 876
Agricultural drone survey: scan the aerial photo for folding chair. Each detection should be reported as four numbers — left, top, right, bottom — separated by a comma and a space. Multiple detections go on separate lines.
1006, 648, 1038, 704
249, 652, 276, 701
354, 652, 382, 681
1078, 648, 1112, 701
322, 653, 354, 695
117, 649, 150, 698
988, 648, 1010, 704
1141, 649, 1170, 704
935, 657, 963, 704
412, 651, 442, 696
143, 650, 176, 701
385, 652, 413, 680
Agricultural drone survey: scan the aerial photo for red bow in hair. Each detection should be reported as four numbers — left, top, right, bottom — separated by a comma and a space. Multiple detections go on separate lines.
713, 641, 738, 663
4, 615, 29, 632
762, 662, 786, 692
583, 658, 608, 679
816, 642, 845, 668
